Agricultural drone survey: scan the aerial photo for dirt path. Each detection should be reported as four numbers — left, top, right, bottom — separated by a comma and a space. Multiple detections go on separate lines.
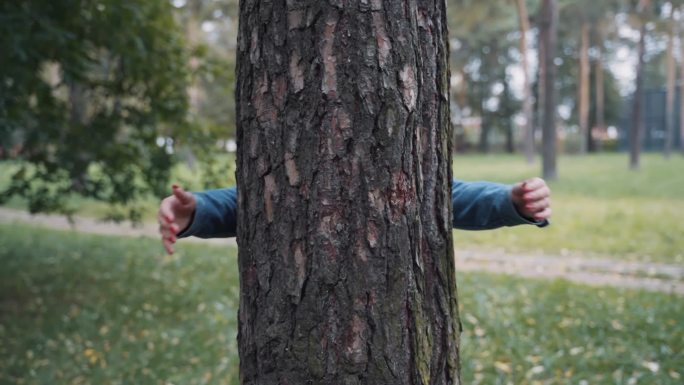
2, 207, 682, 295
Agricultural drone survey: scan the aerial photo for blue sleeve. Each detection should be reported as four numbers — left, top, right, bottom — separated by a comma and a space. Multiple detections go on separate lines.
177, 187, 237, 239
179, 181, 545, 239
452, 179, 547, 230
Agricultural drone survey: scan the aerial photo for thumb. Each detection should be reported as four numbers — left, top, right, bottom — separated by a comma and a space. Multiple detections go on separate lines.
172, 185, 194, 205
511, 181, 525, 198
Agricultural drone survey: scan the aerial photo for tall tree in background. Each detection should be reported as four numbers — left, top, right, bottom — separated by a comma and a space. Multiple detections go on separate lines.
235, 1, 460, 383
515, 0, 536, 162
681, 4, 684, 154
0, 0, 188, 220
540, 0, 559, 179
593, 25, 607, 151
664, 3, 676, 158
578, 21, 591, 153
630, 0, 652, 170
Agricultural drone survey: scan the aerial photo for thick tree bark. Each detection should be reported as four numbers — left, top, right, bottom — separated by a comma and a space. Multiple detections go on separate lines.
630, 6, 648, 170
235, 1, 460, 384
540, 0, 558, 180
664, 5, 675, 159
515, 0, 535, 163
577, 22, 590, 154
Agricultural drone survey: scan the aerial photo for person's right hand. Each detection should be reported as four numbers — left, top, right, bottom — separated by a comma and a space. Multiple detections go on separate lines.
158, 184, 196, 254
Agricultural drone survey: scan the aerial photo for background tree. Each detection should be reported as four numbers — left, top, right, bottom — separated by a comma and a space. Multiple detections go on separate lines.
515, 0, 536, 162
235, 1, 460, 383
0, 0, 188, 220
629, 0, 653, 170
540, 0, 559, 179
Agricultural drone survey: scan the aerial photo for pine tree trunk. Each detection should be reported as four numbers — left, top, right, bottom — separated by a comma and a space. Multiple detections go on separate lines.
536, 12, 546, 163
540, 0, 558, 180
593, 45, 605, 152
578, 22, 590, 154
235, 1, 460, 384
680, 11, 684, 155
664, 5, 675, 159
515, 0, 535, 163
630, 15, 648, 170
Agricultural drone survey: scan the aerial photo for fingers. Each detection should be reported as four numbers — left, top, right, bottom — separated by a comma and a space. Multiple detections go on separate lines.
159, 199, 175, 224
158, 204, 180, 255
523, 185, 550, 201
163, 237, 175, 255
172, 184, 194, 205
533, 207, 552, 221
511, 182, 525, 198
525, 197, 551, 213
522, 177, 545, 192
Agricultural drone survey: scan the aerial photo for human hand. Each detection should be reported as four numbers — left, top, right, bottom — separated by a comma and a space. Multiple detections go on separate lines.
511, 177, 552, 222
158, 184, 196, 254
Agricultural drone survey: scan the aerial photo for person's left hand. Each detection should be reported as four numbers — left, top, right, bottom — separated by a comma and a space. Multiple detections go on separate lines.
511, 177, 552, 222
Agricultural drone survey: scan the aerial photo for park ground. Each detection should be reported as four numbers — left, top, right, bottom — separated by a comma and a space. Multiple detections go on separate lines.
1, 153, 683, 384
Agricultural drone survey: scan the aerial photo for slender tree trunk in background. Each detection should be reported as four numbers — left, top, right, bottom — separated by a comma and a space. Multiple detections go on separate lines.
454, 67, 467, 153
503, 78, 515, 153
664, 6, 676, 159
536, 17, 546, 158
578, 21, 590, 154
680, 15, 684, 155
540, 0, 558, 180
515, 0, 535, 163
630, 10, 648, 170
235, 1, 460, 384
479, 44, 498, 153
593, 45, 605, 152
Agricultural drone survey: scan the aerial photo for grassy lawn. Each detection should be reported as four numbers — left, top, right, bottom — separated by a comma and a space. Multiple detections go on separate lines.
1, 225, 681, 384
452, 153, 684, 263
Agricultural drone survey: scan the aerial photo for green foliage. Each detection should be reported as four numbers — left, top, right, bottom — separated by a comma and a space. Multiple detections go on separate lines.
0, 0, 189, 220
453, 153, 684, 262
1, 225, 681, 384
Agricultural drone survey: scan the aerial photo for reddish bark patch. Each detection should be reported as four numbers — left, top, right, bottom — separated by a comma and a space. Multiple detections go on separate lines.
344, 314, 367, 365
321, 17, 338, 98
399, 65, 417, 111
263, 174, 276, 223
289, 51, 305, 93
372, 13, 391, 68
272, 76, 287, 109
284, 152, 300, 186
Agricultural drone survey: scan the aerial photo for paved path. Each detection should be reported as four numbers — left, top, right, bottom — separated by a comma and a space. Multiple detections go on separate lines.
2, 207, 682, 295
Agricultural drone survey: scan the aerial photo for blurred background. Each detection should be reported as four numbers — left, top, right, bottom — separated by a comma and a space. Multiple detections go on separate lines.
0, 0, 682, 384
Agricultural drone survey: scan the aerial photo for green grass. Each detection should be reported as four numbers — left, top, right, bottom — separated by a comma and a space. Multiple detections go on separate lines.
452, 153, 684, 263
1, 225, 681, 384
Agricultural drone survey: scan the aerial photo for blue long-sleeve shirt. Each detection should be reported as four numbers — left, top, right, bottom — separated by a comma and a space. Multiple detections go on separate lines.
179, 180, 546, 239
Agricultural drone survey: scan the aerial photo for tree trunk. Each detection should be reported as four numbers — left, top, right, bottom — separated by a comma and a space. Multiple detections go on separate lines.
515, 0, 535, 163
593, 44, 605, 152
578, 21, 590, 154
630, 4, 649, 170
540, 0, 558, 180
680, 8, 684, 155
503, 77, 515, 153
536, 15, 546, 161
664, 5, 675, 159
235, 2, 460, 384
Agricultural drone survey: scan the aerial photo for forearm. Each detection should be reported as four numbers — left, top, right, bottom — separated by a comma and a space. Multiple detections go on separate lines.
177, 188, 237, 239
451, 180, 544, 230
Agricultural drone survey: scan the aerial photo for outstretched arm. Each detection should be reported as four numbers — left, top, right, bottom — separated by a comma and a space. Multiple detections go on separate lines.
160, 178, 550, 252
452, 178, 550, 230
